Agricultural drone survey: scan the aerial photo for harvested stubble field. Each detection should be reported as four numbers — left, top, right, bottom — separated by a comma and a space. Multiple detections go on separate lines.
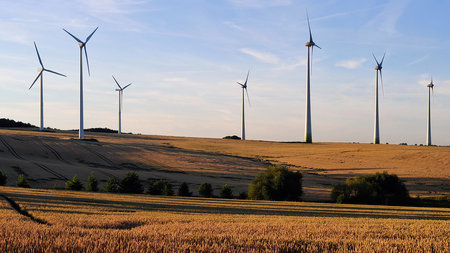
0, 186, 449, 252
0, 128, 449, 201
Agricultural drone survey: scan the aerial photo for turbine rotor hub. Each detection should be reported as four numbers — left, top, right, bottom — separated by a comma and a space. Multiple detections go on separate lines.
427, 83, 434, 88
305, 41, 314, 47
78, 42, 85, 48
374, 66, 382, 70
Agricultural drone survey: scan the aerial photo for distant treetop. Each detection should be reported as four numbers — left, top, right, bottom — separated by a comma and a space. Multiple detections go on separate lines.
0, 118, 36, 128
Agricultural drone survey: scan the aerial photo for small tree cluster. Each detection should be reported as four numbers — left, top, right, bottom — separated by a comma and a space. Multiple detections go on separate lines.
248, 164, 303, 201
198, 182, 213, 198
16, 174, 30, 188
147, 180, 173, 196
65, 175, 83, 191
178, 182, 192, 197
103, 172, 143, 194
331, 171, 409, 205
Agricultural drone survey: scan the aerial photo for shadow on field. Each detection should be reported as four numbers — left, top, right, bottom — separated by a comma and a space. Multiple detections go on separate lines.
5, 192, 449, 221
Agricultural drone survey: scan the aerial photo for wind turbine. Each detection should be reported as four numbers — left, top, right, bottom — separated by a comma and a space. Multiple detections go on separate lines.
372, 53, 385, 144
426, 77, 435, 146
237, 70, 251, 140
112, 75, 132, 135
63, 27, 98, 139
29, 42, 66, 131
304, 11, 321, 143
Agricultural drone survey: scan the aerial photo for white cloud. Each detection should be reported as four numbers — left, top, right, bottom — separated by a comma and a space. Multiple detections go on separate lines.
335, 58, 367, 69
240, 48, 279, 64
223, 21, 243, 31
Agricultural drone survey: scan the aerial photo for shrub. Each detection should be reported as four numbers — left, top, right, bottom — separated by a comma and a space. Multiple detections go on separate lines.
0, 170, 7, 186
198, 182, 213, 198
238, 191, 248, 199
104, 177, 120, 193
223, 135, 241, 140
331, 171, 409, 205
65, 175, 83, 191
16, 174, 30, 188
163, 182, 174, 196
147, 180, 165, 195
220, 184, 233, 199
178, 182, 192, 197
120, 172, 143, 194
248, 164, 302, 201
87, 172, 98, 192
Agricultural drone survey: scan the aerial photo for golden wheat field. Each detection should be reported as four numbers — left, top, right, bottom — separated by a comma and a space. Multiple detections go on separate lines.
0, 128, 449, 201
0, 186, 449, 252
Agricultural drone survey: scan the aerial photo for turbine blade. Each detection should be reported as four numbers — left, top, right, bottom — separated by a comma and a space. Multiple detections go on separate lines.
244, 70, 249, 87
245, 87, 251, 107
122, 83, 132, 90
380, 52, 386, 66
379, 70, 384, 97
112, 75, 122, 89
372, 53, 380, 65
314, 44, 321, 49
63, 28, 83, 43
306, 10, 313, 43
432, 87, 434, 104
85, 27, 98, 43
29, 71, 42, 90
34, 42, 44, 68
84, 46, 91, 76
237, 82, 244, 87
45, 69, 66, 77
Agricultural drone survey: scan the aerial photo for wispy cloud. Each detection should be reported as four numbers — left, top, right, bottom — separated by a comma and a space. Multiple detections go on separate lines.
224, 21, 243, 30
230, 0, 292, 8
365, 0, 410, 35
335, 58, 367, 69
408, 55, 429, 66
240, 48, 279, 64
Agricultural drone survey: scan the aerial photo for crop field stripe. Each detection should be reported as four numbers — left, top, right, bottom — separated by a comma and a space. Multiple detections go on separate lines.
74, 142, 117, 168
32, 162, 68, 181
0, 135, 24, 160
0, 194, 49, 225
41, 142, 66, 163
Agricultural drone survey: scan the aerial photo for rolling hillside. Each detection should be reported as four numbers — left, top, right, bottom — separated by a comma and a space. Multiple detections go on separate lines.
0, 128, 448, 201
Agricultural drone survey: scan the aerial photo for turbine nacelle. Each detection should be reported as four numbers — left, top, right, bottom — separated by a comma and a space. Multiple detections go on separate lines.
37, 68, 43, 72
427, 83, 434, 88
374, 65, 382, 71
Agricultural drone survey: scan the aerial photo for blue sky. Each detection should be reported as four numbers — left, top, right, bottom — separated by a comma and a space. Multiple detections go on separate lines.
1, 0, 450, 145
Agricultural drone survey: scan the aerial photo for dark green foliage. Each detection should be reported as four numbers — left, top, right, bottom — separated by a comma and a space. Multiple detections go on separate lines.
87, 172, 99, 192
238, 191, 248, 199
147, 180, 165, 195
220, 184, 233, 199
248, 164, 303, 201
198, 182, 213, 198
120, 172, 143, 194
65, 175, 84, 191
0, 170, 7, 186
0, 118, 36, 128
104, 177, 120, 193
331, 172, 410, 205
178, 182, 192, 197
16, 174, 30, 188
163, 182, 174, 196
222, 135, 241, 140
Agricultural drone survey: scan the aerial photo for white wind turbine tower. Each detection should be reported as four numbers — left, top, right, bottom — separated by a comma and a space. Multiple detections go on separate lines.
237, 70, 251, 140
426, 77, 435, 146
29, 42, 66, 131
63, 27, 98, 139
304, 11, 321, 143
112, 75, 132, 135
372, 53, 385, 144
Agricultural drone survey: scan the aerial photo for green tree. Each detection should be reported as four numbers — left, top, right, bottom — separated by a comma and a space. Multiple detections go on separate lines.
163, 182, 174, 196
0, 170, 7, 186
198, 182, 213, 198
104, 177, 120, 193
248, 164, 303, 201
220, 184, 233, 199
16, 174, 30, 188
147, 180, 165, 195
65, 175, 83, 191
120, 172, 143, 194
331, 171, 409, 205
87, 172, 99, 192
178, 182, 192, 197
